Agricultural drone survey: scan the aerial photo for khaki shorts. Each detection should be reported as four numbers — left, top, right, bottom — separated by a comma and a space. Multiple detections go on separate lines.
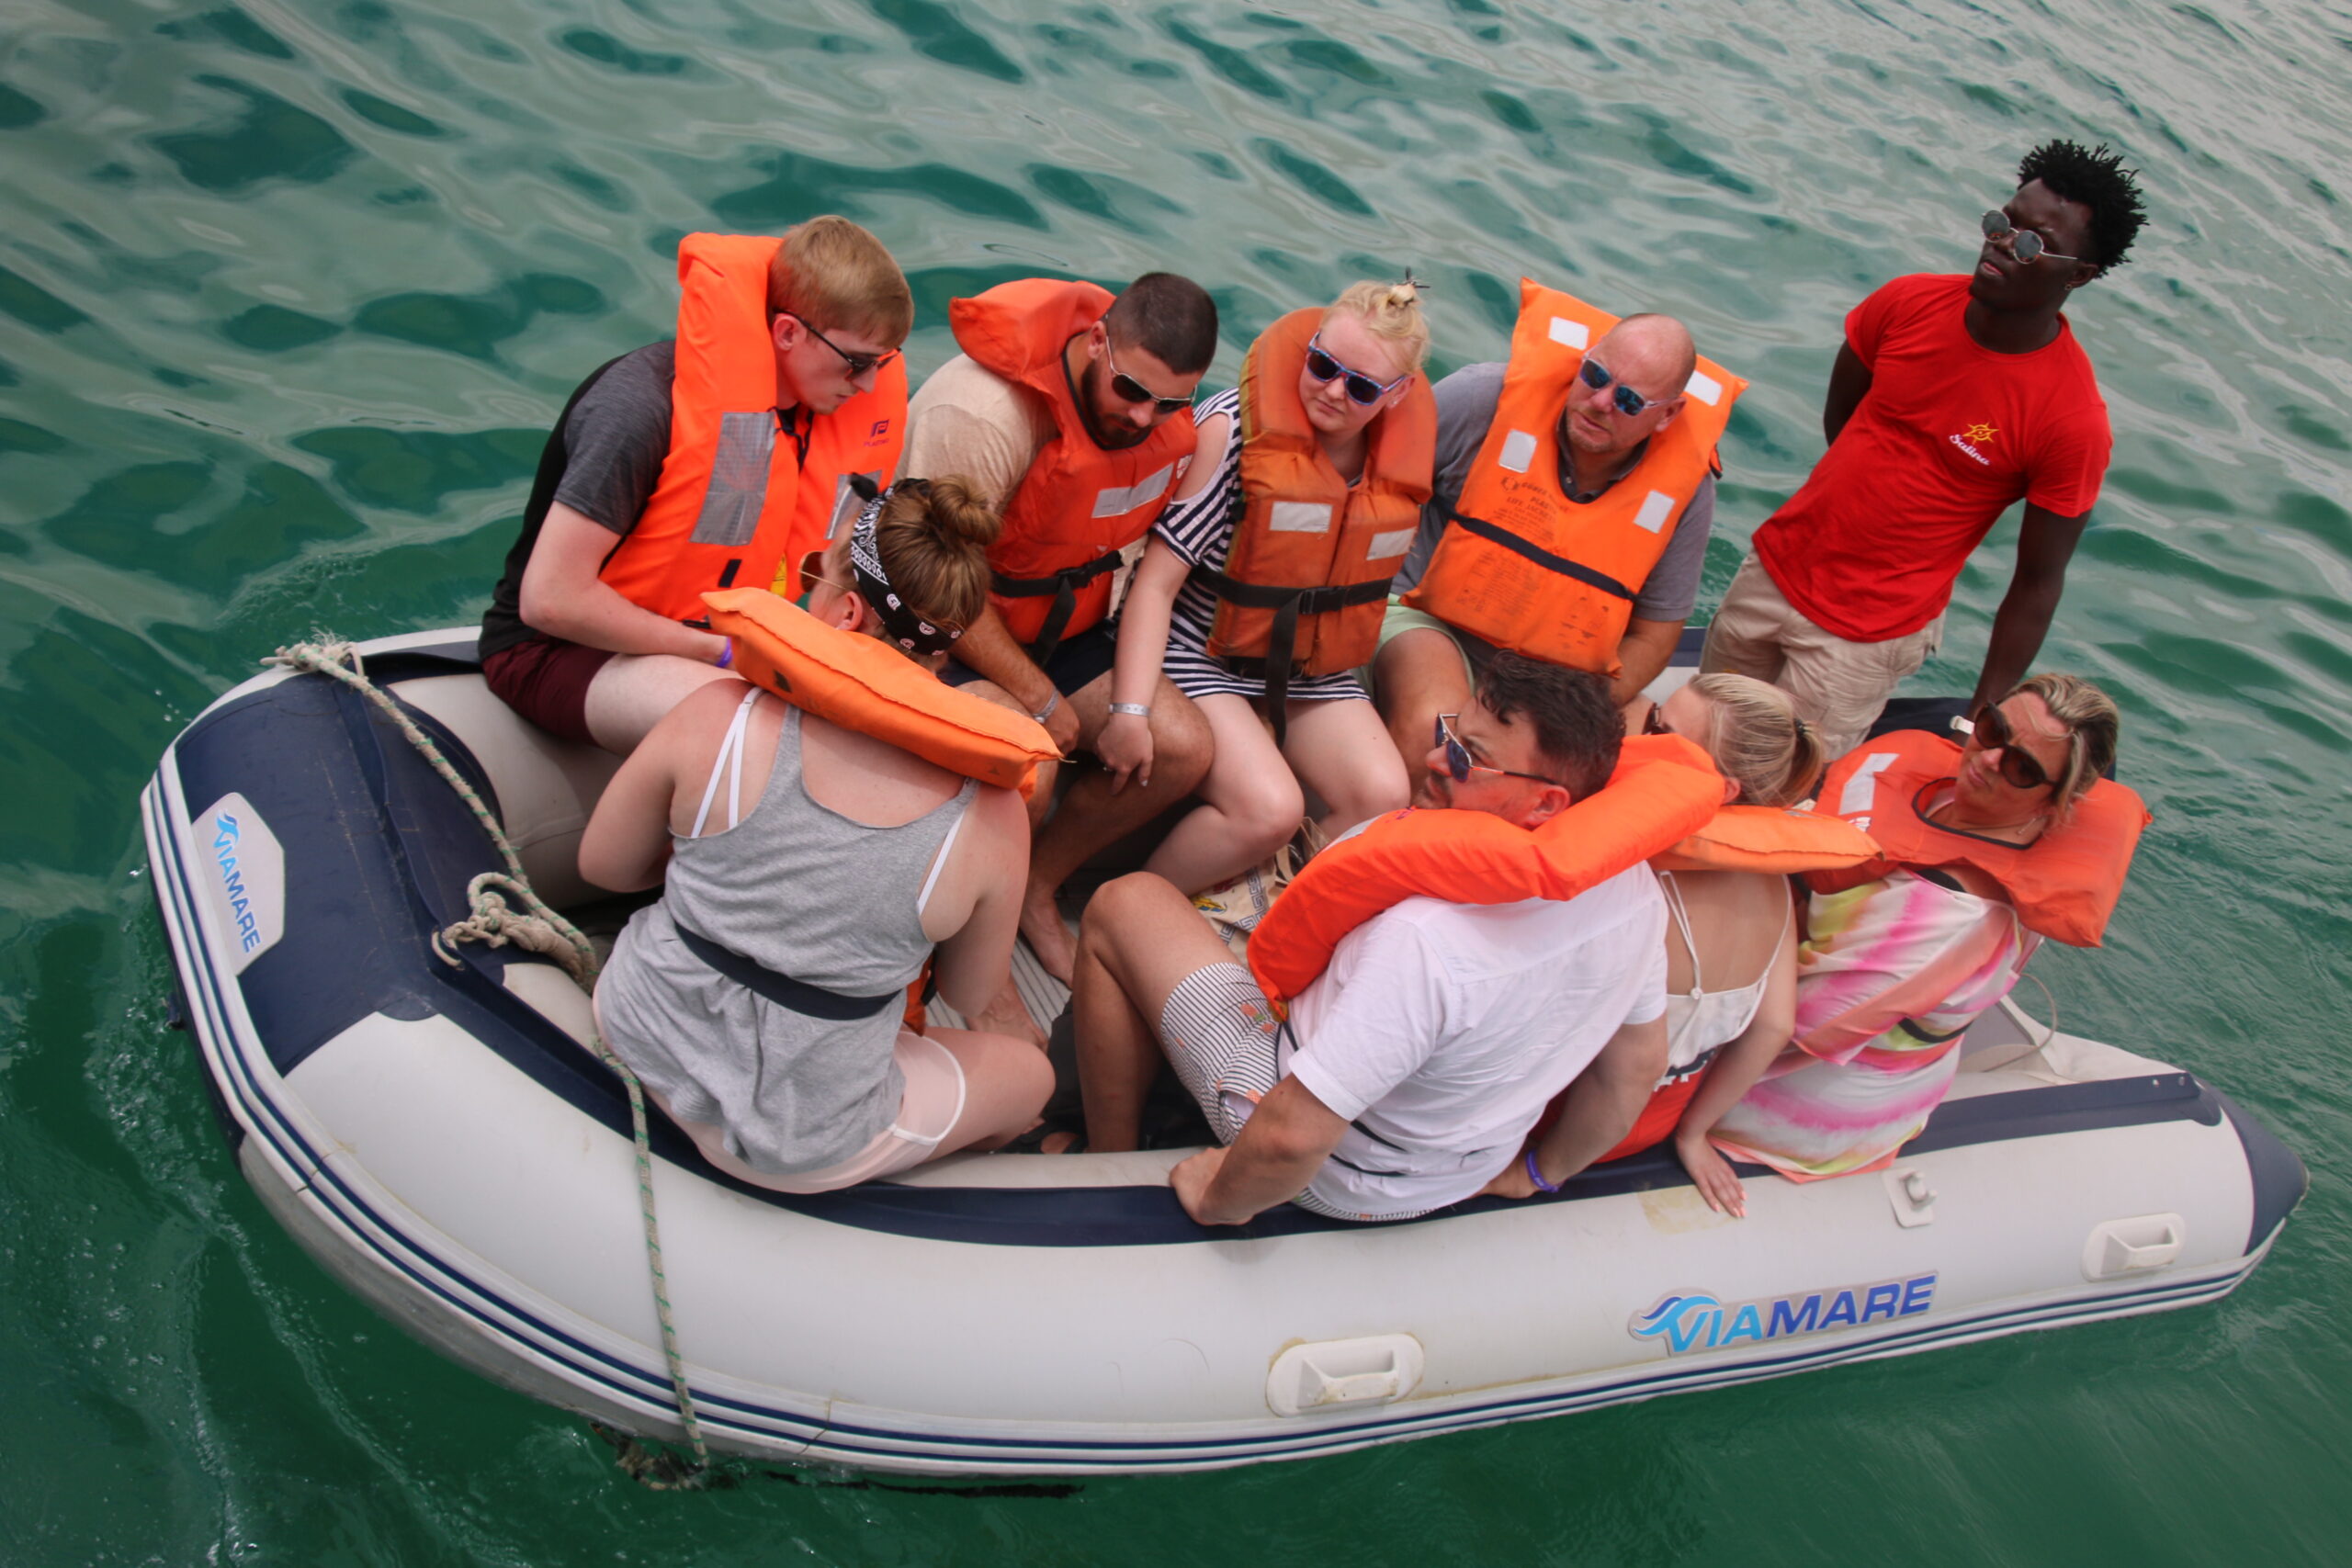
1701, 555, 1944, 760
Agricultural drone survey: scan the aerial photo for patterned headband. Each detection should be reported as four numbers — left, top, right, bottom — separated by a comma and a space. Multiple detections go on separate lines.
849, 479, 965, 658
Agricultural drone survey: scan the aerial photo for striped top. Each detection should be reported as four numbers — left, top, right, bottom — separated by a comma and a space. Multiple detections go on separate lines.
1148, 388, 1374, 704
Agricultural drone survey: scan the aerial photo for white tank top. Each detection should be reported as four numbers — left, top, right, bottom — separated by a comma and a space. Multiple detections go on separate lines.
1658, 870, 1792, 1084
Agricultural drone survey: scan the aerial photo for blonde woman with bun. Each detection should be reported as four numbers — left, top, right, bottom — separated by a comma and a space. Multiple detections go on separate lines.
1106, 281, 1432, 893
581, 478, 1050, 1194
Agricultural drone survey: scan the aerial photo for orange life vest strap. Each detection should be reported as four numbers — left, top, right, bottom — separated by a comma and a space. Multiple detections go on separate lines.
702, 588, 1058, 796
1247, 733, 1724, 1005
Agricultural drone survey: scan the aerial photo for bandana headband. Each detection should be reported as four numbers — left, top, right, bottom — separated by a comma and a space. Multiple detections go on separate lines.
848, 479, 966, 658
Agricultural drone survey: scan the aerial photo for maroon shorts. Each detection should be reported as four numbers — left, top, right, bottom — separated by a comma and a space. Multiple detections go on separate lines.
481, 636, 614, 746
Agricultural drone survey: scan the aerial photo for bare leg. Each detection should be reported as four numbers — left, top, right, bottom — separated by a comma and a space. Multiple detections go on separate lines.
583, 654, 742, 755
1023, 672, 1212, 982
925, 1027, 1056, 1154
1072, 872, 1242, 1151
1279, 695, 1410, 842
1371, 627, 1474, 798
1141, 694, 1304, 892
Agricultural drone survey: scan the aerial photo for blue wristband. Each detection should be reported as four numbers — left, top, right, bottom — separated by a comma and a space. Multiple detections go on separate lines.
715, 637, 733, 670
1525, 1148, 1559, 1193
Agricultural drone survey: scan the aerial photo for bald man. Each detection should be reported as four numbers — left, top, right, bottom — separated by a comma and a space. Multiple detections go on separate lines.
1374, 310, 1719, 784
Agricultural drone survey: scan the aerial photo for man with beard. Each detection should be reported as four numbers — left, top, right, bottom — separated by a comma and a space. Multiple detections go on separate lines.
904, 275, 1218, 1002
1702, 140, 2146, 756
1069, 654, 1671, 1225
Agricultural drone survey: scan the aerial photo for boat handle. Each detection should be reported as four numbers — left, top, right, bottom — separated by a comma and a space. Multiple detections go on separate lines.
2082, 1213, 2186, 1280
1266, 1334, 1426, 1417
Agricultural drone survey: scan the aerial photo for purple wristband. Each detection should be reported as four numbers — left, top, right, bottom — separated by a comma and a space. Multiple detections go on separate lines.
1524, 1148, 1559, 1193
715, 637, 734, 670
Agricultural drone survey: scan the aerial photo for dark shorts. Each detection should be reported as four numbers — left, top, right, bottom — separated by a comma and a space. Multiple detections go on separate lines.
481, 635, 614, 746
940, 623, 1119, 700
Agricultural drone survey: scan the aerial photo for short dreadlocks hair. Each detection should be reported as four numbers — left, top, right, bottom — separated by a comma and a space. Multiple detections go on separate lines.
2018, 140, 2145, 276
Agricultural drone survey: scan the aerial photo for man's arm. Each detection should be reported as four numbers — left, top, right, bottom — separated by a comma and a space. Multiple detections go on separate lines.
517, 503, 726, 662
1969, 502, 2087, 715
1169, 1076, 1349, 1226
1611, 615, 1685, 705
1822, 342, 1874, 446
948, 604, 1079, 754
1488, 1012, 1668, 1196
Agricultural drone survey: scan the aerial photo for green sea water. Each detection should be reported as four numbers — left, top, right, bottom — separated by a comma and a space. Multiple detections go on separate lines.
4, 0, 2350, 1562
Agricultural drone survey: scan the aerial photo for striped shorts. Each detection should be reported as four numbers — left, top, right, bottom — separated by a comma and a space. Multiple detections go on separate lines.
1157, 962, 1415, 1223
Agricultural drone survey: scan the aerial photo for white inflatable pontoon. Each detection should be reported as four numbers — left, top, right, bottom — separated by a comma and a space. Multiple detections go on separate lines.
142, 628, 2305, 1476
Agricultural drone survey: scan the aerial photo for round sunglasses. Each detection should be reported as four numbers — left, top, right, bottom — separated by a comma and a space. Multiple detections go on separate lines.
1970, 702, 2061, 791
1433, 714, 1566, 788
1979, 209, 2082, 265
1305, 334, 1411, 407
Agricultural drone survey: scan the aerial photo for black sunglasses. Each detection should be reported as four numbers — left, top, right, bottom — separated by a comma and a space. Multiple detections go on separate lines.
1640, 702, 1672, 737
1577, 356, 1678, 419
1980, 209, 2082, 265
784, 310, 899, 379
1971, 703, 2057, 791
1305, 334, 1410, 407
1434, 714, 1565, 788
1104, 340, 1193, 414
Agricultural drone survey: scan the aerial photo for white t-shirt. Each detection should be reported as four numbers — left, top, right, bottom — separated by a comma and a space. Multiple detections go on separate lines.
1280, 863, 1668, 1217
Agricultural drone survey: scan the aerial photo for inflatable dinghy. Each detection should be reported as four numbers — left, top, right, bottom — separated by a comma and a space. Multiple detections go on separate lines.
142, 629, 2306, 1476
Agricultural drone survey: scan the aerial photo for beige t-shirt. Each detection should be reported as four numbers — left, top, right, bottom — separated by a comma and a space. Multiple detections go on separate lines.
903, 354, 1054, 509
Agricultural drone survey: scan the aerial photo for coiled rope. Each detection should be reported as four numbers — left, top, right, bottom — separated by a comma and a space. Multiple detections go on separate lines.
265, 638, 712, 1486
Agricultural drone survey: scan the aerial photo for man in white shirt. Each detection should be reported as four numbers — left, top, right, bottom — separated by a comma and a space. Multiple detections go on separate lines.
1070, 653, 1669, 1224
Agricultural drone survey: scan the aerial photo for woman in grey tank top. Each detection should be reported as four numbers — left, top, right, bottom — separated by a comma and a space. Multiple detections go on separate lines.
579, 479, 1051, 1192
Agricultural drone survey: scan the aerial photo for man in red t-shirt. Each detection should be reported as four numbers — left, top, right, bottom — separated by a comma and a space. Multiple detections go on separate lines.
1704, 141, 2147, 756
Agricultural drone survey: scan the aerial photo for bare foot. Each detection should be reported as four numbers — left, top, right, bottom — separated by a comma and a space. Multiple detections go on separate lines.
968, 980, 1044, 1049
1019, 877, 1079, 985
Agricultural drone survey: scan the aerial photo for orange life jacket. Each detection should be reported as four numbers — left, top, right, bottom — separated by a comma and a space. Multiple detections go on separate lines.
1247, 733, 1725, 1007
950, 278, 1197, 657
600, 234, 908, 620
1652, 802, 1882, 874
1192, 309, 1437, 704
1806, 729, 2149, 947
1403, 278, 1746, 674
701, 587, 1057, 797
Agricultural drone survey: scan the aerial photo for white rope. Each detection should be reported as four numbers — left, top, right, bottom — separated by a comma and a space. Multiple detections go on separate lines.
266, 638, 711, 1484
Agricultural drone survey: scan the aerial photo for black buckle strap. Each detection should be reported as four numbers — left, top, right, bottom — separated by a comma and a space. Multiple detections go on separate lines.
1443, 505, 1640, 604
1189, 566, 1393, 746
673, 922, 900, 1021
992, 553, 1122, 669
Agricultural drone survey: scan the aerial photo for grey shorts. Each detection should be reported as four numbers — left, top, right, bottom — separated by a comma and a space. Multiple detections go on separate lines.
1156, 962, 1419, 1223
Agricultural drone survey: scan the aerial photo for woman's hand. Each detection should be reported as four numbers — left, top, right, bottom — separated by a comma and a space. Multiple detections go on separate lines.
1675, 1129, 1747, 1217
1098, 710, 1155, 792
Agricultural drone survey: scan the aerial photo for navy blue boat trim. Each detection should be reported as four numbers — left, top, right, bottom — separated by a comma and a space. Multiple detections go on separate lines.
2214, 1088, 2308, 1254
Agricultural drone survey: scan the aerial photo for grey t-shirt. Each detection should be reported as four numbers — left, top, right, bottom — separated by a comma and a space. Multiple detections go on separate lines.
1392, 360, 1713, 623
480, 341, 676, 658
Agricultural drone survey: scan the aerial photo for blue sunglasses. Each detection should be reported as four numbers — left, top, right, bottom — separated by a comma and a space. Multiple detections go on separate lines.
1577, 356, 1680, 419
